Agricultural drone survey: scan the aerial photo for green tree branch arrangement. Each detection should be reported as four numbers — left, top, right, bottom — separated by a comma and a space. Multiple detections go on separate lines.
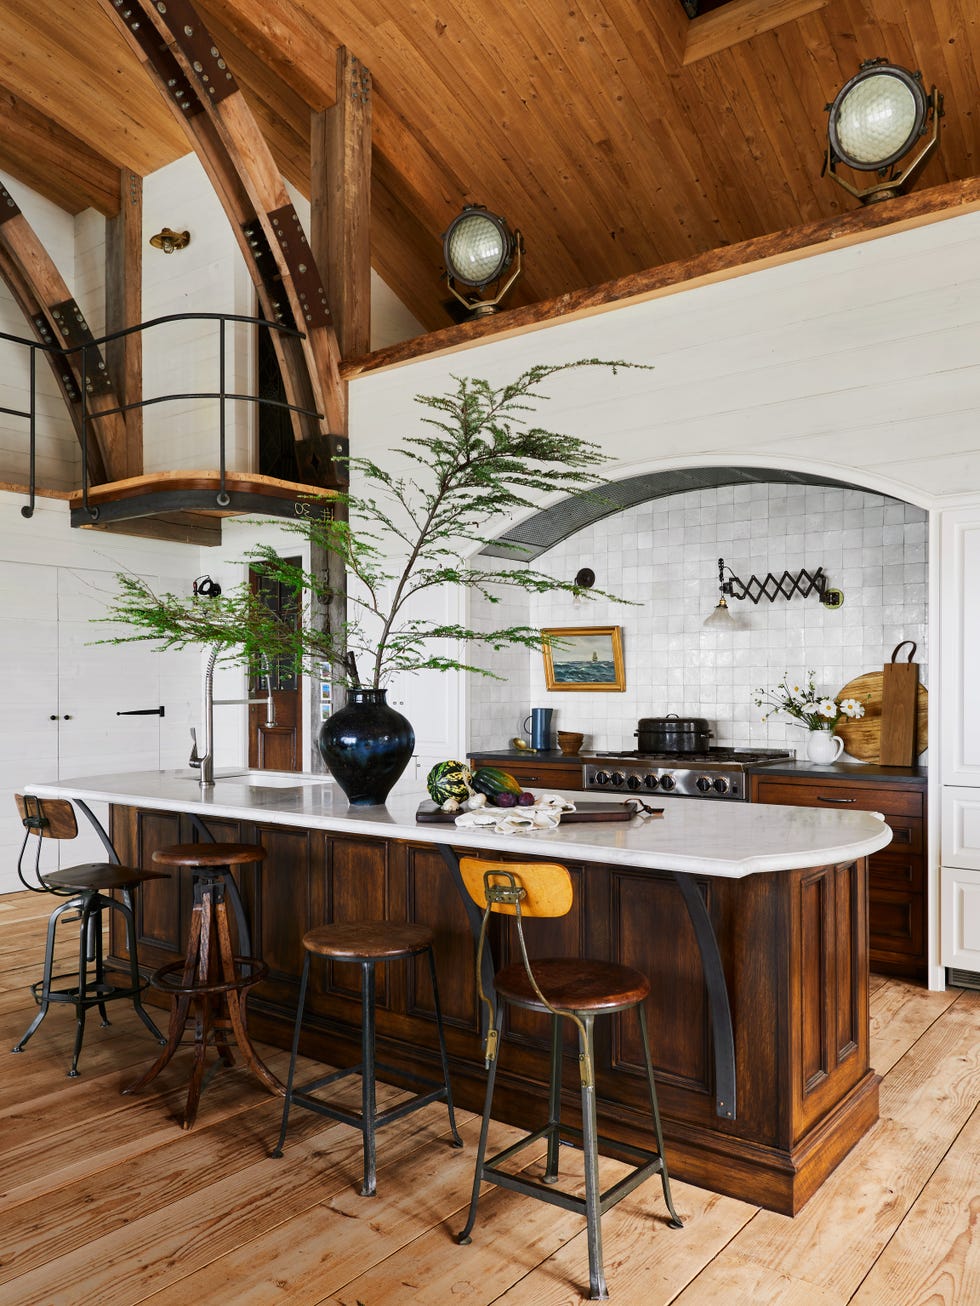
99, 360, 645, 686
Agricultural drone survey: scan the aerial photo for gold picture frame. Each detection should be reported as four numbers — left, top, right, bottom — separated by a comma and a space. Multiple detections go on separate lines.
542, 625, 625, 692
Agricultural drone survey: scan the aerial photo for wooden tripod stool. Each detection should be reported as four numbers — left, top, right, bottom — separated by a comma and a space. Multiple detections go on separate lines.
123, 843, 283, 1128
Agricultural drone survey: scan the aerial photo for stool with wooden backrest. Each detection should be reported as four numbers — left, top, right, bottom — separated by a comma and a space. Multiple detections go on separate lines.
11, 794, 169, 1078
122, 842, 283, 1129
271, 920, 462, 1196
456, 857, 682, 1301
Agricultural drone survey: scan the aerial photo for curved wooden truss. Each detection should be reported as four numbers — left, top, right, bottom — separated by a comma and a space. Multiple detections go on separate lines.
98, 0, 348, 489
0, 178, 129, 486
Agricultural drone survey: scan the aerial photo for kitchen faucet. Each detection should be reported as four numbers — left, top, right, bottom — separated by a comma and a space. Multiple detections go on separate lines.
189, 645, 277, 790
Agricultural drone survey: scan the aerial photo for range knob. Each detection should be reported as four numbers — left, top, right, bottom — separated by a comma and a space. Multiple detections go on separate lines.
609, 771, 626, 787
713, 777, 730, 794
659, 773, 676, 791
644, 773, 660, 789
695, 775, 712, 793
593, 770, 610, 786
626, 774, 641, 790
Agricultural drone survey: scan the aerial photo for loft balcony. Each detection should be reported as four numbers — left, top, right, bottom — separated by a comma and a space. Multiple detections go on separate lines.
2, 311, 345, 546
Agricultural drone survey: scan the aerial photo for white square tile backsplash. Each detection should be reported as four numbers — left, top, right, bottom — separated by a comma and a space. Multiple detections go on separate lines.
467, 484, 928, 757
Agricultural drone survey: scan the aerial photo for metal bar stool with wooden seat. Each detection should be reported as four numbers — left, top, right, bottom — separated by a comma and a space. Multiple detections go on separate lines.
271, 920, 463, 1196
456, 858, 682, 1301
10, 794, 169, 1078
122, 842, 283, 1129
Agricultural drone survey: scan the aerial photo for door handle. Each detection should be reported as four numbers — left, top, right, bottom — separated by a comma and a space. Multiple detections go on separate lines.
116, 706, 166, 717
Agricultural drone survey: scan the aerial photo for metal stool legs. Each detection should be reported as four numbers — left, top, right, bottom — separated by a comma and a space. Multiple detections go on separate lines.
12, 888, 165, 1077
457, 1003, 682, 1302
272, 944, 462, 1196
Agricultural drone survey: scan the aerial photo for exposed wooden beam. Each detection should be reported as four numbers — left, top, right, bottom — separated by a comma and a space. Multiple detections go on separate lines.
105, 169, 143, 480
312, 48, 372, 360
342, 176, 980, 378
0, 177, 141, 484
0, 82, 122, 217
683, 0, 830, 66
99, 0, 349, 488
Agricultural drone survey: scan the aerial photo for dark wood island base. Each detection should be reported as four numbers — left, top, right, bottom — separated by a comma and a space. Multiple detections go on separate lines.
110, 803, 877, 1216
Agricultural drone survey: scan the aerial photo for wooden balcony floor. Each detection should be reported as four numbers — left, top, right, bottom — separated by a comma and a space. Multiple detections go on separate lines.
1, 889, 977, 1305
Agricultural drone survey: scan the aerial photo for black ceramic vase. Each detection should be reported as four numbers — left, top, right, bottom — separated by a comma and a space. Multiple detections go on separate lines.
317, 687, 415, 806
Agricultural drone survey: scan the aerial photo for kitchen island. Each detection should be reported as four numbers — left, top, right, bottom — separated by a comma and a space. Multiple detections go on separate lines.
25, 769, 892, 1215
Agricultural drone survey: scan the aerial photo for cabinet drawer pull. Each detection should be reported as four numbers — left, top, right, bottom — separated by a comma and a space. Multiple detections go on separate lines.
817, 795, 856, 804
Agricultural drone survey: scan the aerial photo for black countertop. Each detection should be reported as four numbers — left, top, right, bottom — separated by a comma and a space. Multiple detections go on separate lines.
468, 748, 927, 786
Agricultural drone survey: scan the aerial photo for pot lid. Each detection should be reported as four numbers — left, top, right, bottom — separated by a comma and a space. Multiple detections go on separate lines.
637, 715, 711, 732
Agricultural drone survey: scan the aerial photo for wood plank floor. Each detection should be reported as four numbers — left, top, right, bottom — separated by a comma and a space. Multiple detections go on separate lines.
0, 889, 977, 1305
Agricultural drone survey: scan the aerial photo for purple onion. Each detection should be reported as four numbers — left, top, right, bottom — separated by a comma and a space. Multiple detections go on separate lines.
517, 791, 536, 806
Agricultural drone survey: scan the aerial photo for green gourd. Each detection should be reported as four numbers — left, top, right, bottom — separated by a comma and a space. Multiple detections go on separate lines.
426, 760, 472, 805
470, 766, 523, 800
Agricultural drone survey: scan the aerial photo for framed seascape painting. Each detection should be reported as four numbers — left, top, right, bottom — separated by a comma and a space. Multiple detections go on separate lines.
541, 626, 625, 692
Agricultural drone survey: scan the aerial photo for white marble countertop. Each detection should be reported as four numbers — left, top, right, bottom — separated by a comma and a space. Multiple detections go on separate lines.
25, 768, 894, 880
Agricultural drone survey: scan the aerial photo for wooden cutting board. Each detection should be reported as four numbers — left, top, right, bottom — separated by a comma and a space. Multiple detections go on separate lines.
416, 800, 653, 824
834, 671, 928, 763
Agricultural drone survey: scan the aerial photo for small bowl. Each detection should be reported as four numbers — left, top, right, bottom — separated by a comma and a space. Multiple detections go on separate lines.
557, 731, 584, 756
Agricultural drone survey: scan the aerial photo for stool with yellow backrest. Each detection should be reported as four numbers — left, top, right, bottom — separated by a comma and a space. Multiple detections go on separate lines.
455, 857, 682, 1301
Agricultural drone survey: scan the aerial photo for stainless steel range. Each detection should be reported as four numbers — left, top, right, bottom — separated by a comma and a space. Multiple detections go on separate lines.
584, 747, 794, 801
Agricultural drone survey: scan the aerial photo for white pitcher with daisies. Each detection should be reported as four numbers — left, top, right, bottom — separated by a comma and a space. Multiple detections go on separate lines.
754, 672, 867, 764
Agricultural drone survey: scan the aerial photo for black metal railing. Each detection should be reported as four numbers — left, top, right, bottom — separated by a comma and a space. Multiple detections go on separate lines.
0, 311, 322, 519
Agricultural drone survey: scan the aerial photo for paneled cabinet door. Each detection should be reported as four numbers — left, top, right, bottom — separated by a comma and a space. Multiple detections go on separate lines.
941, 866, 980, 970
942, 787, 980, 871
940, 509, 980, 786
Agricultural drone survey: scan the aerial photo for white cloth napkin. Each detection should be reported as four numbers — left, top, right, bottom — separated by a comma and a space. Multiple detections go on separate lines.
454, 793, 576, 834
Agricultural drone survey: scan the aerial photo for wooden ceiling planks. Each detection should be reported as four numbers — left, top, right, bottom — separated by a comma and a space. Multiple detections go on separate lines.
0, 0, 975, 330
0, 85, 120, 216
0, 0, 184, 176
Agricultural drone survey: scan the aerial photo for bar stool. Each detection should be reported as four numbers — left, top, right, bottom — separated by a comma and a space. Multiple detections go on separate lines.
123, 842, 283, 1129
10, 794, 168, 1078
272, 920, 463, 1196
456, 857, 682, 1301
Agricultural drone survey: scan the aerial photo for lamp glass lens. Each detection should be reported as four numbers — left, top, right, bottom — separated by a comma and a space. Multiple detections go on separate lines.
836, 73, 917, 165
447, 214, 507, 286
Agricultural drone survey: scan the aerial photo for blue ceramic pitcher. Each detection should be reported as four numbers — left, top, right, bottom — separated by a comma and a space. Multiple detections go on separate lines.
523, 707, 554, 751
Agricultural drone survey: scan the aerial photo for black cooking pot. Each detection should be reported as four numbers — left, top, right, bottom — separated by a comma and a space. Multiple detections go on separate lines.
636, 714, 712, 754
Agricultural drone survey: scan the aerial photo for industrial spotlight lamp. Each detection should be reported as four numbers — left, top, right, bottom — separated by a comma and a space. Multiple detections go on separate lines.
703, 557, 844, 629
442, 204, 523, 316
824, 59, 942, 204
149, 227, 191, 254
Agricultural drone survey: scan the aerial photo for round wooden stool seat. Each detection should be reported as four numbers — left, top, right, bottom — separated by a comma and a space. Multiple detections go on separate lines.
40, 862, 169, 894
494, 958, 651, 1014
152, 842, 266, 868
302, 920, 434, 961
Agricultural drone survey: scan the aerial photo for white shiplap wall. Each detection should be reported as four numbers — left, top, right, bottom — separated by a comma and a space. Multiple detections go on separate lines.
141, 154, 255, 474
349, 209, 980, 506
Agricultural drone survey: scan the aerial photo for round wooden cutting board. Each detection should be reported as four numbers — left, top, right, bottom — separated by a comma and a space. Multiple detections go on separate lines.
834, 671, 928, 762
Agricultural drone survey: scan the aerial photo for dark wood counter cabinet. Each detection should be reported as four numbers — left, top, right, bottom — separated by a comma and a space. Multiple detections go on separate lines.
750, 768, 928, 982
108, 796, 881, 1217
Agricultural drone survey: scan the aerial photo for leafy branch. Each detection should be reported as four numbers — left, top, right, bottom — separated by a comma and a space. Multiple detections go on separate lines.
98, 360, 646, 687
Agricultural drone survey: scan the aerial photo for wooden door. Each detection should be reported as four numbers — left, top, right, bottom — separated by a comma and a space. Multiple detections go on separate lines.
247, 560, 302, 771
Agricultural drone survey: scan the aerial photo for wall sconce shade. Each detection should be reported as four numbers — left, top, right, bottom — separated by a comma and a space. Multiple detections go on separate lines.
824, 60, 942, 204
704, 557, 843, 628
442, 205, 523, 316
149, 228, 191, 254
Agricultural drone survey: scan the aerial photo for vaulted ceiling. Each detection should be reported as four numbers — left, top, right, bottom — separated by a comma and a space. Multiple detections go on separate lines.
0, 0, 977, 337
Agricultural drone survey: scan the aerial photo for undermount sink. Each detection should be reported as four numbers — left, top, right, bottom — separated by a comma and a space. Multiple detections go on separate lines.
222, 771, 333, 788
